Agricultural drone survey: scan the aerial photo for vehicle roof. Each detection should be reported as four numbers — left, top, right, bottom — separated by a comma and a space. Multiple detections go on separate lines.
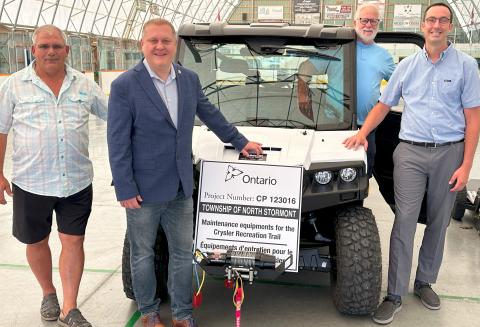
178, 22, 356, 40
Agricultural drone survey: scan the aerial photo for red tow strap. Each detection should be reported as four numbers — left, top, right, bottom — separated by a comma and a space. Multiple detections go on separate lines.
235, 287, 243, 327
233, 276, 244, 327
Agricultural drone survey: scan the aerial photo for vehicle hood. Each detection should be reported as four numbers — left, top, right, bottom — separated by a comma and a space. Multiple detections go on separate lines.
192, 126, 366, 170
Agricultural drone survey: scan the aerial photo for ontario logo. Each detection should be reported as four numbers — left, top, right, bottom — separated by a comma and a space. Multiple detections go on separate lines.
225, 165, 243, 181
224, 165, 277, 185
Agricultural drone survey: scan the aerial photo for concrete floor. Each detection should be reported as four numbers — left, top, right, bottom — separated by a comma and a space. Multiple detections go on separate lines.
0, 116, 479, 327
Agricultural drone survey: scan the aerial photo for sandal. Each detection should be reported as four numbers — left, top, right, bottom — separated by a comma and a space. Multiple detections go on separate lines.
40, 293, 60, 321
57, 308, 92, 327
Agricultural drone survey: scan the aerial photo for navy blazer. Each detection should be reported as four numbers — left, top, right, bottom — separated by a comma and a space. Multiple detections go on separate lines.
107, 61, 248, 203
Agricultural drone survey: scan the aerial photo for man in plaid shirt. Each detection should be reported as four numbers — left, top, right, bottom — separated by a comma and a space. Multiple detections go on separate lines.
0, 25, 107, 327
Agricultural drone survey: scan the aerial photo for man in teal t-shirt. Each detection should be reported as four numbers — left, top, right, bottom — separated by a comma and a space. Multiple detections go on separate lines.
355, 3, 395, 177
298, 3, 394, 178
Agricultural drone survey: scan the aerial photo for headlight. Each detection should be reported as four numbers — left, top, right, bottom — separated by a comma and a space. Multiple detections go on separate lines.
314, 171, 333, 185
339, 168, 357, 182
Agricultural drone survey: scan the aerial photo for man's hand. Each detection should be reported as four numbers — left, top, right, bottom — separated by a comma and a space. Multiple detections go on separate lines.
343, 132, 369, 151
120, 195, 143, 209
0, 175, 13, 205
241, 141, 263, 157
449, 164, 471, 192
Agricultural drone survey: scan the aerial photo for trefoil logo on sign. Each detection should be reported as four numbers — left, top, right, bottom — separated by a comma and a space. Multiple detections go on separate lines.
225, 165, 244, 182
224, 165, 278, 185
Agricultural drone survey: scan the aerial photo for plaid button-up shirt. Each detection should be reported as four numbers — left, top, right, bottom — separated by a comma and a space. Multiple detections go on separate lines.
0, 62, 107, 197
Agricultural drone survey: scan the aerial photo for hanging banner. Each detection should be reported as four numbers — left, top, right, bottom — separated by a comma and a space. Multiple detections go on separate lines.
194, 161, 303, 272
294, 0, 320, 14
324, 5, 353, 20
393, 4, 422, 31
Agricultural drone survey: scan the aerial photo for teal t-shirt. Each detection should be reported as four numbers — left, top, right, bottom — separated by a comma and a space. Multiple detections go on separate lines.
356, 41, 395, 125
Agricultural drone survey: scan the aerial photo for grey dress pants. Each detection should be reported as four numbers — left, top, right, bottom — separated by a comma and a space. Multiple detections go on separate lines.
387, 141, 464, 296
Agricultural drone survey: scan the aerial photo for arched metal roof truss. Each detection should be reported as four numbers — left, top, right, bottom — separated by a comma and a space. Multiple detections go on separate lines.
0, 0, 241, 40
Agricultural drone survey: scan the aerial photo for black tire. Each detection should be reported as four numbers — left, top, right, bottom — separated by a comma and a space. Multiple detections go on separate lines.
451, 187, 467, 221
330, 206, 382, 315
122, 229, 170, 301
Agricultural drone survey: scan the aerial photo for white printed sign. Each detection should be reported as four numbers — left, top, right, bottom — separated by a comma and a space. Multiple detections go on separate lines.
194, 161, 303, 272
393, 4, 421, 31
295, 13, 320, 24
324, 5, 352, 20
258, 6, 284, 21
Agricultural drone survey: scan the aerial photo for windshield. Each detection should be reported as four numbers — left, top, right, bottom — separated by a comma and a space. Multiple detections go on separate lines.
178, 38, 355, 130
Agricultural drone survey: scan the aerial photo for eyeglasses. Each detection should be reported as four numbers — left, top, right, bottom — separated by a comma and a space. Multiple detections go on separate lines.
357, 18, 380, 26
424, 16, 451, 25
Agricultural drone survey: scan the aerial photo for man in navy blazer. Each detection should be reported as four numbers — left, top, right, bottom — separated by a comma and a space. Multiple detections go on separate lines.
107, 18, 262, 327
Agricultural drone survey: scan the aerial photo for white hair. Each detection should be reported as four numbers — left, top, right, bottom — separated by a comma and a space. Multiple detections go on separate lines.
32, 25, 68, 45
354, 3, 380, 20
